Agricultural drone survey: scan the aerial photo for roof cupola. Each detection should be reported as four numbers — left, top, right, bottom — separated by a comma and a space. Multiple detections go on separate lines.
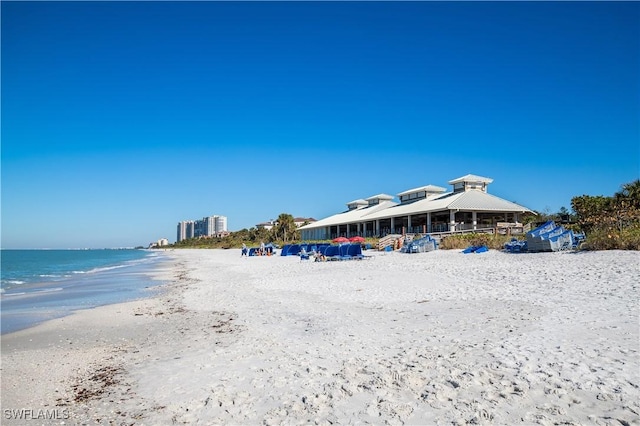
448, 174, 493, 193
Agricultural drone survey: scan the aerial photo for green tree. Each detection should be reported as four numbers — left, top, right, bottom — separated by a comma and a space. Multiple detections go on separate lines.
270, 213, 298, 243
249, 226, 270, 243
612, 179, 640, 231
571, 195, 612, 232
570, 179, 640, 250
615, 179, 640, 208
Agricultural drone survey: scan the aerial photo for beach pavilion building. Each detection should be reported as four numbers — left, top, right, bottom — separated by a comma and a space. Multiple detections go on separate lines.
298, 174, 534, 241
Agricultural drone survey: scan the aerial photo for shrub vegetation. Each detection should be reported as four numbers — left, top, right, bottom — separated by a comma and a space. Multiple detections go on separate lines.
438, 233, 513, 250
571, 179, 640, 250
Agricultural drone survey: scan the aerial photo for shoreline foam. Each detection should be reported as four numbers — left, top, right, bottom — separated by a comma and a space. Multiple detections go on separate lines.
1, 249, 638, 425
0, 251, 168, 335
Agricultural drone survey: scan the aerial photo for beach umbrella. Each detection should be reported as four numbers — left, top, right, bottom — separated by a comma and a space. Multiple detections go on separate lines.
349, 236, 365, 243
332, 237, 349, 244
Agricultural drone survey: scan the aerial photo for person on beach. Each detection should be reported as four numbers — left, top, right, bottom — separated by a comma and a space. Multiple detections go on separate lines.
315, 250, 326, 262
260, 241, 265, 256
241, 243, 248, 257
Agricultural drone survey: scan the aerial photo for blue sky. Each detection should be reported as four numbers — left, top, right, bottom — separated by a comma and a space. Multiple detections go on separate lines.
2, 1, 638, 249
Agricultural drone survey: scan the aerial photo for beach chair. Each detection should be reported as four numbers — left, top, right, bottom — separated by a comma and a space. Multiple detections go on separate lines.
324, 245, 341, 261
549, 230, 574, 251
299, 247, 312, 261
527, 221, 557, 239
337, 244, 352, 260
346, 243, 366, 260
287, 244, 301, 256
527, 224, 568, 252
417, 236, 438, 252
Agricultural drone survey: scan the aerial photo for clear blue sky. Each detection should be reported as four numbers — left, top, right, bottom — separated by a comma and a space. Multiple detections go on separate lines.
2, 1, 638, 249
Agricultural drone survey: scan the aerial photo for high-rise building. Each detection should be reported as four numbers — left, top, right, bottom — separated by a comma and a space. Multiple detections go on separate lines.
176, 215, 227, 242
176, 221, 193, 242
214, 216, 227, 235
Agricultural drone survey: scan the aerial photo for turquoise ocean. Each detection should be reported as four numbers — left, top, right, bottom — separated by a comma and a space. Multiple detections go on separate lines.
0, 249, 166, 334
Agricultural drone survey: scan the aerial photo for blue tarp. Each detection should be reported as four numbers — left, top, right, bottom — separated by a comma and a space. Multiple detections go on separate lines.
504, 238, 527, 253
462, 245, 488, 254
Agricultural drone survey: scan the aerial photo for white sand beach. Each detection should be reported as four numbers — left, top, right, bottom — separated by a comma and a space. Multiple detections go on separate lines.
2, 248, 639, 425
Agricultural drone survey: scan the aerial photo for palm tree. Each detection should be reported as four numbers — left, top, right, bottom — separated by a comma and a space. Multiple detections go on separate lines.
616, 179, 640, 208
271, 213, 298, 243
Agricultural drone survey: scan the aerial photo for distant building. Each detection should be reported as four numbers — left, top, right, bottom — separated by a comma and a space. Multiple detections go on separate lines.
294, 217, 316, 227
256, 220, 276, 230
256, 217, 316, 230
177, 215, 228, 242
177, 221, 195, 241
149, 238, 169, 249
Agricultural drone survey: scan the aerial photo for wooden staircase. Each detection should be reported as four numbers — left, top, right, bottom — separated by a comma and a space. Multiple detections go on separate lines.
377, 234, 403, 251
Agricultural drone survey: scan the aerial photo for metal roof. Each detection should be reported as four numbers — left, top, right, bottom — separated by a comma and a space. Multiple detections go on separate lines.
367, 190, 530, 221
448, 174, 494, 184
365, 193, 395, 201
397, 184, 447, 196
299, 190, 531, 230
298, 200, 398, 230
446, 190, 528, 211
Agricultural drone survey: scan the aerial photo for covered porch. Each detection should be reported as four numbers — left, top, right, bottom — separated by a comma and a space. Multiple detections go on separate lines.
320, 210, 524, 240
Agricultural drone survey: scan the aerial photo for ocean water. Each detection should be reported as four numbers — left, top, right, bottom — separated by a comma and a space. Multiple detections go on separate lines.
1, 249, 166, 334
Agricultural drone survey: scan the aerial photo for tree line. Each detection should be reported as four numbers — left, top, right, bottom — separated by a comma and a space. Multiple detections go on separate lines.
570, 179, 640, 250
169, 180, 640, 251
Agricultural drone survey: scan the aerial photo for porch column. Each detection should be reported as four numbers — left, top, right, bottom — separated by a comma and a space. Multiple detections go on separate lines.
427, 212, 431, 233
346, 224, 350, 237
357, 223, 361, 235
407, 215, 412, 233
449, 210, 456, 232
390, 217, 395, 234
375, 219, 380, 236
472, 211, 477, 230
